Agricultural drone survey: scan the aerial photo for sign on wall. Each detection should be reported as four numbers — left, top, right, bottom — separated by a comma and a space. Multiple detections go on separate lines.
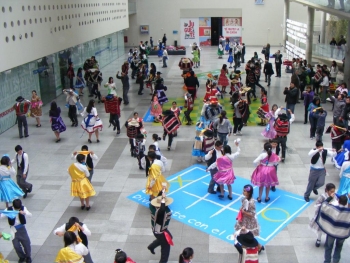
199, 17, 211, 46
180, 18, 199, 46
222, 17, 242, 43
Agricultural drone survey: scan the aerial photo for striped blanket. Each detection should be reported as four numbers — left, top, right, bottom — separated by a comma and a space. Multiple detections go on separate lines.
162, 115, 181, 134
316, 201, 350, 239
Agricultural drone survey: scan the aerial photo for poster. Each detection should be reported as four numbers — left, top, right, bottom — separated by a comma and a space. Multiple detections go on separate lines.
180, 18, 199, 47
222, 17, 242, 43
199, 17, 211, 46
140, 25, 149, 34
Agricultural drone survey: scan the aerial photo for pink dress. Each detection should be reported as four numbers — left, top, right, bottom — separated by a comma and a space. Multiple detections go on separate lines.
213, 156, 236, 184
150, 97, 163, 117
218, 69, 229, 86
251, 153, 279, 187
261, 111, 277, 139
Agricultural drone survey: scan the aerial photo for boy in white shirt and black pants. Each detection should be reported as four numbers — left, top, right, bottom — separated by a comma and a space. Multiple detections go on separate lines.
15, 145, 33, 198
1, 199, 32, 263
304, 141, 336, 202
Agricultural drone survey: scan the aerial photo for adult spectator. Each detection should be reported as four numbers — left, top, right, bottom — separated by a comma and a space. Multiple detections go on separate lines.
330, 37, 337, 58
337, 35, 346, 59
241, 43, 246, 63
320, 71, 330, 103
263, 59, 274, 87
340, 95, 350, 129
330, 61, 338, 83
67, 62, 75, 89
116, 71, 130, 105
274, 50, 283, 77
162, 47, 168, 68
329, 92, 345, 125
162, 34, 167, 47
283, 83, 298, 119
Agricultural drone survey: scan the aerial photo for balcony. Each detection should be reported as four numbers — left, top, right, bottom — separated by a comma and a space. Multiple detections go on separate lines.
291, 0, 350, 19
129, 1, 136, 15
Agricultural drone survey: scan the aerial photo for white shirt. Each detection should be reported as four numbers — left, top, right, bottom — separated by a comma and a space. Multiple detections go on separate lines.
274, 108, 295, 124
208, 147, 240, 170
253, 152, 279, 166
53, 223, 91, 236
68, 243, 89, 256
309, 148, 336, 169
81, 107, 98, 117
140, 155, 167, 172
0, 165, 16, 178
151, 141, 162, 156
1, 206, 32, 226
104, 82, 117, 96
205, 148, 223, 161
16, 152, 29, 174
163, 50, 168, 57
320, 76, 330, 86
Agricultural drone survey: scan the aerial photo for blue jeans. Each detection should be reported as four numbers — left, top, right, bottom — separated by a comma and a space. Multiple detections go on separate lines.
324, 235, 345, 263
286, 103, 295, 119
162, 56, 167, 67
217, 132, 228, 146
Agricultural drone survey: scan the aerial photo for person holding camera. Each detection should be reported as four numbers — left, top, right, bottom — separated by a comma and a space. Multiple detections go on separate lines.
283, 83, 298, 119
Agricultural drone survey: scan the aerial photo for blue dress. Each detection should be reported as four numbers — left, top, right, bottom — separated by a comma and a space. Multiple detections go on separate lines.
158, 43, 164, 57
227, 51, 233, 63
75, 72, 85, 88
225, 42, 230, 52
334, 140, 350, 169
0, 166, 24, 202
337, 161, 350, 195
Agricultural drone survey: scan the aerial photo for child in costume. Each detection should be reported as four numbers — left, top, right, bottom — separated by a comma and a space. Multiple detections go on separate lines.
203, 79, 212, 102
150, 94, 163, 122
218, 64, 230, 94
217, 43, 224, 59
133, 134, 146, 170
261, 104, 278, 140
337, 154, 350, 197
125, 112, 144, 156
309, 183, 338, 247
251, 143, 280, 203
192, 46, 200, 68
334, 140, 350, 169
257, 89, 269, 126
194, 129, 215, 163
225, 38, 230, 54
161, 110, 181, 151
151, 134, 162, 156
228, 48, 234, 68
233, 227, 260, 263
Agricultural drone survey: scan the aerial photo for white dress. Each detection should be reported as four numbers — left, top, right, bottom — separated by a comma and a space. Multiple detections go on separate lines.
81, 107, 103, 133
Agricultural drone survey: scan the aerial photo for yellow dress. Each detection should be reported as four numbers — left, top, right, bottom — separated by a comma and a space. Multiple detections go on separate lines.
68, 163, 96, 198
0, 253, 9, 263
146, 160, 170, 197
55, 247, 84, 263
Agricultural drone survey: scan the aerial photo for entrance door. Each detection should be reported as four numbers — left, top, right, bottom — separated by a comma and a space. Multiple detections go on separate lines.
211, 17, 222, 46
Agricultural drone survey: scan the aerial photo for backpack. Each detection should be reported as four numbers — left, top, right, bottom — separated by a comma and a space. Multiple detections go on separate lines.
274, 117, 290, 136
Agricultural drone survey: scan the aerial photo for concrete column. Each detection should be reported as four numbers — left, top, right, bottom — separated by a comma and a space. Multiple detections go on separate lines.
320, 12, 326, 44
343, 21, 350, 86
306, 7, 315, 63
283, 0, 290, 49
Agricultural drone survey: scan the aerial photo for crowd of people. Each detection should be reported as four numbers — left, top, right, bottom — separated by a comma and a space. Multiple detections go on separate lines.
2, 38, 350, 263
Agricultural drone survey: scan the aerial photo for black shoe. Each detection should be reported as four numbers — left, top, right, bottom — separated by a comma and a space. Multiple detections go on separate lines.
258, 246, 265, 254
208, 190, 217, 194
71, 123, 75, 127
304, 196, 310, 202
88, 95, 93, 97
313, 189, 318, 195
23, 191, 28, 199
18, 258, 26, 263
81, 205, 85, 210
271, 186, 276, 192
88, 139, 92, 143
74, 123, 78, 127
25, 257, 32, 263
27, 185, 33, 193
113, 126, 117, 131
20, 136, 24, 139
265, 197, 270, 202
147, 246, 155, 254
228, 195, 233, 200
97, 139, 100, 143
86, 206, 91, 211
25, 135, 29, 138
315, 239, 321, 247
139, 166, 144, 170
124, 102, 129, 105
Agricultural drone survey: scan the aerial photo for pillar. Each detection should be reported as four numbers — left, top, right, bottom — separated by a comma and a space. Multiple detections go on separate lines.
343, 21, 350, 87
283, 0, 290, 50
320, 12, 326, 44
306, 7, 315, 63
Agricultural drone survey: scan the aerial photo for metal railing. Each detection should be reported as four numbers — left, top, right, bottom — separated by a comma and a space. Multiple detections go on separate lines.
313, 43, 346, 61
297, 0, 349, 11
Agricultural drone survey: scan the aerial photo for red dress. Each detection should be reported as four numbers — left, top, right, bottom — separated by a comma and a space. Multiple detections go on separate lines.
209, 88, 220, 104
203, 85, 212, 102
218, 69, 229, 86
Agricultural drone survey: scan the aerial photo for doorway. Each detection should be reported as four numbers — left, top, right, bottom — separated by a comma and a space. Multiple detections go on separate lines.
211, 17, 222, 46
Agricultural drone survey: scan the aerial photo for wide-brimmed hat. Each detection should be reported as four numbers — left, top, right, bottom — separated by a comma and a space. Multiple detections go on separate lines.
237, 232, 259, 248
128, 119, 140, 127
15, 96, 24, 102
151, 196, 173, 207
210, 98, 218, 105
203, 129, 214, 137
156, 71, 162, 75
162, 110, 174, 116
278, 113, 289, 120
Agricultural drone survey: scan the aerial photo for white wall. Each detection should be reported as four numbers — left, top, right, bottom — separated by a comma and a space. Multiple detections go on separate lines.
0, 0, 129, 72
125, 0, 321, 48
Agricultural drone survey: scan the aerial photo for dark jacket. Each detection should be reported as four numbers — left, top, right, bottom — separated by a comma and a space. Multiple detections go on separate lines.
342, 103, 350, 120
116, 73, 130, 87
263, 62, 274, 75
184, 76, 199, 88
284, 87, 298, 104
275, 54, 283, 64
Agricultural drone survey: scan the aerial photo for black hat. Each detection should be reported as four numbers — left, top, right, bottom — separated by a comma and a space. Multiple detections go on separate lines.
162, 110, 174, 116
237, 232, 259, 248
279, 113, 289, 120
15, 96, 24, 102
203, 130, 214, 137
156, 71, 162, 75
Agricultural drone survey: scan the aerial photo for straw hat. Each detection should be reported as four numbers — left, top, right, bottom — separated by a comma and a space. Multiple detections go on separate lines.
151, 196, 173, 207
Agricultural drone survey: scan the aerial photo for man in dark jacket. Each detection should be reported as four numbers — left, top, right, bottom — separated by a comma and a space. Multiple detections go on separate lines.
340, 96, 350, 129
184, 71, 199, 100
116, 71, 130, 105
284, 82, 298, 119
274, 50, 283, 77
263, 60, 274, 86
241, 43, 246, 63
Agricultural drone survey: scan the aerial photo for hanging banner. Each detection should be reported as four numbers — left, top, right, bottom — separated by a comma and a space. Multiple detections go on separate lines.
180, 18, 199, 47
199, 17, 211, 46
222, 17, 242, 43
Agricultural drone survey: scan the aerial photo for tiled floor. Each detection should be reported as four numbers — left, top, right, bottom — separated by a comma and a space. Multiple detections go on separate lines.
1, 47, 349, 263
